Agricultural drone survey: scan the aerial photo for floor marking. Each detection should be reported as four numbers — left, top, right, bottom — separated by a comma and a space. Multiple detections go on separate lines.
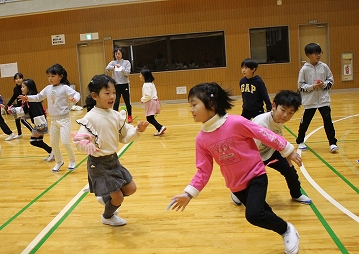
297, 113, 359, 223
21, 144, 131, 253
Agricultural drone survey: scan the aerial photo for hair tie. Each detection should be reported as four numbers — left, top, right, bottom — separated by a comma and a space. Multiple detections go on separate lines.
210, 94, 214, 97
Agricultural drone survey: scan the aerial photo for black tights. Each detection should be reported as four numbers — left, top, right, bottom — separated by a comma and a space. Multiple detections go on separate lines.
30, 136, 52, 153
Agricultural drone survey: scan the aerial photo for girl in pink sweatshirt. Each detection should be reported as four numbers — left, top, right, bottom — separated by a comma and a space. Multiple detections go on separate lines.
168, 82, 301, 254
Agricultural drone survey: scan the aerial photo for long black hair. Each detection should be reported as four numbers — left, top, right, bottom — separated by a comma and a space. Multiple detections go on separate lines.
188, 82, 235, 117
22, 79, 39, 95
140, 66, 155, 82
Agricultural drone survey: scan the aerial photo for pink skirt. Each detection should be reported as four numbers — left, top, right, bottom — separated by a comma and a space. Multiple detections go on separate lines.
144, 99, 161, 116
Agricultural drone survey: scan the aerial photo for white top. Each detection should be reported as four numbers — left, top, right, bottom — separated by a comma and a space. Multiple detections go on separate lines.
76, 107, 140, 157
27, 84, 80, 119
252, 112, 283, 161
141, 82, 158, 103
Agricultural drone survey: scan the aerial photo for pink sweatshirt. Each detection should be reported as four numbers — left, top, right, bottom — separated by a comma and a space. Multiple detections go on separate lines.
184, 114, 294, 198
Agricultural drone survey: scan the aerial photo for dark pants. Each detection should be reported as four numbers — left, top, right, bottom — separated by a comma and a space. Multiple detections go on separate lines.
241, 108, 265, 120
233, 174, 288, 235
146, 115, 162, 132
15, 118, 33, 135
0, 114, 12, 135
296, 106, 337, 145
264, 151, 302, 198
113, 83, 132, 116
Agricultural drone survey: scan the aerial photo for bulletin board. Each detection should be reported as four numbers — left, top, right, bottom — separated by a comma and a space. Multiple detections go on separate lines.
341, 53, 353, 81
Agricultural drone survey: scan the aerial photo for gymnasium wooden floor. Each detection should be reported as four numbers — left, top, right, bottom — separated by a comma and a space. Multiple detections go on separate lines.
1, 89, 358, 254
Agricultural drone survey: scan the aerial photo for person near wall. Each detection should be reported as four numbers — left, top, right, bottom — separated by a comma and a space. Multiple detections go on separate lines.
239, 58, 272, 120
5, 72, 33, 141
139, 67, 166, 136
106, 47, 133, 123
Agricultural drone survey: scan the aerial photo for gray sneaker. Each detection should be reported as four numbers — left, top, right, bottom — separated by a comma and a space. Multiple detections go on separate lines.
293, 194, 312, 204
5, 133, 16, 141
101, 215, 126, 226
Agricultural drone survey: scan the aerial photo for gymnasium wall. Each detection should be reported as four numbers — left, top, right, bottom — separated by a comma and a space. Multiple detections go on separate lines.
0, 0, 358, 104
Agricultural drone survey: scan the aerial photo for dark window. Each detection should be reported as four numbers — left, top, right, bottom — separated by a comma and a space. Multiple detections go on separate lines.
113, 31, 226, 73
249, 26, 290, 64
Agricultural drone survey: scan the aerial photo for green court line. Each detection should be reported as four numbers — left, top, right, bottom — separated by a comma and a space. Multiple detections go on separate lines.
27, 141, 133, 252
284, 125, 350, 253
29, 191, 88, 253
301, 189, 349, 254
284, 125, 359, 194
0, 156, 87, 231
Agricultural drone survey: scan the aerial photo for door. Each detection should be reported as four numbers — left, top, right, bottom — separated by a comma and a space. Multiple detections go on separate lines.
299, 23, 329, 67
77, 41, 106, 106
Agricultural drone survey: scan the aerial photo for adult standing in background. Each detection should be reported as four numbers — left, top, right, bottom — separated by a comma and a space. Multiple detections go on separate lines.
106, 47, 133, 123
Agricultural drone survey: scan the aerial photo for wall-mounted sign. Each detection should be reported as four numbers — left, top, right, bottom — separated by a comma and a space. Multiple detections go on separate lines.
0, 62, 18, 78
51, 34, 65, 45
341, 53, 353, 81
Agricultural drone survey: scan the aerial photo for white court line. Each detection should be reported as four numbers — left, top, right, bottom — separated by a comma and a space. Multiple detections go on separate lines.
297, 113, 359, 223
21, 144, 130, 254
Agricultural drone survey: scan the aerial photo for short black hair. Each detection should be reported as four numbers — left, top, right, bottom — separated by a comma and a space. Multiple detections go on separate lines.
273, 90, 302, 112
240, 58, 258, 70
304, 43, 322, 55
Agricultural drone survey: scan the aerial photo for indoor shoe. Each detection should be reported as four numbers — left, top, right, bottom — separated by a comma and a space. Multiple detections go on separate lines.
101, 215, 126, 226
128, 115, 133, 123
68, 161, 76, 170
282, 222, 300, 254
14, 134, 22, 139
44, 150, 55, 162
330, 144, 338, 153
293, 194, 312, 204
154, 126, 166, 136
52, 161, 64, 173
230, 192, 242, 206
298, 143, 307, 150
5, 133, 16, 141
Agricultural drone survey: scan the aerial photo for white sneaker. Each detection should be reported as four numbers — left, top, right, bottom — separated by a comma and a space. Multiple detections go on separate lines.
101, 215, 126, 226
68, 161, 76, 170
96, 196, 118, 215
5, 133, 16, 141
52, 161, 64, 173
14, 134, 22, 139
293, 194, 312, 204
282, 222, 300, 254
154, 126, 166, 136
44, 150, 55, 162
330, 144, 338, 153
230, 192, 242, 206
298, 143, 307, 150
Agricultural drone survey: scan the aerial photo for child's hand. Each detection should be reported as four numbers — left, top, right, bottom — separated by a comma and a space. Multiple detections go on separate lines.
136, 121, 149, 132
168, 193, 192, 211
18, 95, 27, 101
0, 104, 4, 108
313, 79, 324, 89
286, 151, 302, 167
68, 97, 76, 103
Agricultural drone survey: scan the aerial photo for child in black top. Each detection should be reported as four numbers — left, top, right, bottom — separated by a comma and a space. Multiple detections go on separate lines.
239, 58, 272, 120
21, 79, 53, 161
6, 73, 33, 140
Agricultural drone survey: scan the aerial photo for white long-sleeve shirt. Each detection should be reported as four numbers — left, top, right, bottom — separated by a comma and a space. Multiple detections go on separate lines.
141, 82, 158, 103
75, 107, 140, 157
27, 84, 80, 119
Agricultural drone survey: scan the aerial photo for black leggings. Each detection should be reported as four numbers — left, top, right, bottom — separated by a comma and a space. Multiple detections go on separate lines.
30, 136, 52, 153
233, 174, 288, 235
0, 114, 12, 135
15, 118, 33, 135
113, 83, 132, 116
146, 115, 162, 132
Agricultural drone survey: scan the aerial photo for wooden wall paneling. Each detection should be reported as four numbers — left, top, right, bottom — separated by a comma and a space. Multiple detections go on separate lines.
0, 0, 358, 103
